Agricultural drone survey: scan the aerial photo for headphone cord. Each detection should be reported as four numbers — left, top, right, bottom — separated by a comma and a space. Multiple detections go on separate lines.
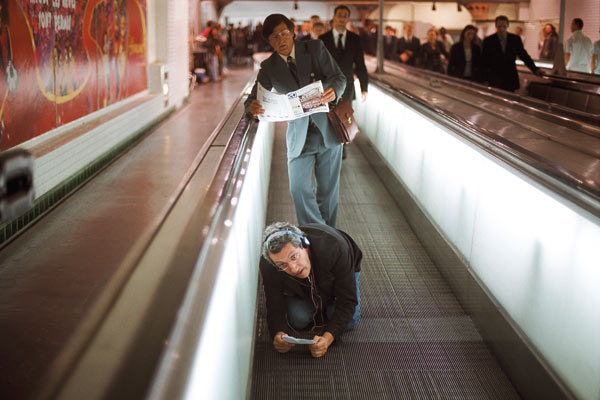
307, 270, 326, 333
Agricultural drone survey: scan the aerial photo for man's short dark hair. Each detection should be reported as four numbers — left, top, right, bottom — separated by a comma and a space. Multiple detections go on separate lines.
572, 18, 583, 29
334, 5, 351, 16
263, 14, 295, 40
495, 15, 509, 25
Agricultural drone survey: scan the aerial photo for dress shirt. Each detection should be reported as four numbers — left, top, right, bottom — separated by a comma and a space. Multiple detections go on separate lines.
565, 30, 593, 73
333, 29, 347, 50
278, 44, 296, 64
593, 40, 600, 74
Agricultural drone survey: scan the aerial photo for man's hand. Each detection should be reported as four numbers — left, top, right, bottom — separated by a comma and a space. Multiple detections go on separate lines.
361, 91, 368, 103
249, 99, 264, 117
308, 332, 334, 358
399, 50, 413, 63
320, 87, 337, 104
273, 331, 294, 353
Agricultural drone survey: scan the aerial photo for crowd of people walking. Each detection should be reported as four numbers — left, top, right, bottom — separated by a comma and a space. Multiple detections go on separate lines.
194, 13, 600, 87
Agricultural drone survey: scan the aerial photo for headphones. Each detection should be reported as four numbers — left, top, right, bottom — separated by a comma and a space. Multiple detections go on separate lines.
264, 229, 310, 248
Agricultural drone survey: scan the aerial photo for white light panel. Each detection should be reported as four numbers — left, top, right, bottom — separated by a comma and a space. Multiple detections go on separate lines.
355, 83, 600, 400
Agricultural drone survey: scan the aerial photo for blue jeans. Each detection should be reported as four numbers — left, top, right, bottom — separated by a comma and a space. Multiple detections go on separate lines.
286, 271, 361, 331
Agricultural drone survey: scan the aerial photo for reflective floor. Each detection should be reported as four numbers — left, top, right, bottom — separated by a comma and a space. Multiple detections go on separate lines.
251, 126, 521, 399
0, 66, 256, 399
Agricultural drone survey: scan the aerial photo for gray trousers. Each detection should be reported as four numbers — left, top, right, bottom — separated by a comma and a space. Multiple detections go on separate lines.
288, 124, 342, 227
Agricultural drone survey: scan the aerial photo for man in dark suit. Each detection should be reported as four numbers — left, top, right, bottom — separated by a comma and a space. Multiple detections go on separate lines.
383, 25, 398, 60
397, 22, 420, 66
319, 5, 368, 102
245, 14, 346, 227
482, 15, 543, 92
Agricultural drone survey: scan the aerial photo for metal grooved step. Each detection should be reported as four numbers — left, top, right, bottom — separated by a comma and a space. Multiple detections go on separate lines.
251, 127, 520, 400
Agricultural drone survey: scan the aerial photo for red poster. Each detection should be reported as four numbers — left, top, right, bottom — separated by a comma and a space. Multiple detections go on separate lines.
0, 0, 147, 150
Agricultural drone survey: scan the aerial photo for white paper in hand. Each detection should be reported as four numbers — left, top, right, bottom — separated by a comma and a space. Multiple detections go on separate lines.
281, 335, 314, 345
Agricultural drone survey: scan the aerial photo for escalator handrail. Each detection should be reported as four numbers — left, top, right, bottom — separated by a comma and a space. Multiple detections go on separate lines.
368, 73, 600, 218
382, 58, 600, 129
146, 92, 260, 398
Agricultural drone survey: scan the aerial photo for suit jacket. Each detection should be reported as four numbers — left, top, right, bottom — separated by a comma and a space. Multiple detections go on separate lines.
245, 40, 346, 158
383, 35, 398, 60
417, 41, 448, 73
539, 34, 558, 61
358, 27, 376, 56
448, 42, 483, 82
482, 32, 538, 91
319, 30, 368, 101
397, 37, 421, 65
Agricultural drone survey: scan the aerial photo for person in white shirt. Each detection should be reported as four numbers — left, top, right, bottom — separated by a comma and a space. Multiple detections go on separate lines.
565, 18, 593, 73
592, 27, 600, 75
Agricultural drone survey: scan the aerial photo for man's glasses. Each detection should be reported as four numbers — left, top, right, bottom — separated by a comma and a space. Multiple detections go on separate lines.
269, 29, 292, 42
271, 251, 300, 272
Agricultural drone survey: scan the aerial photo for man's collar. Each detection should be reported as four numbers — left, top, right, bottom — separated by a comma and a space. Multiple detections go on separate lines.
278, 43, 296, 63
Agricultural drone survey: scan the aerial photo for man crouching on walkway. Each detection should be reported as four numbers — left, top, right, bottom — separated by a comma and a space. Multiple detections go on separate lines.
259, 222, 362, 358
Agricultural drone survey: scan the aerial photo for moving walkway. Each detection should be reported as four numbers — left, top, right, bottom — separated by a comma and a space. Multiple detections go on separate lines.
0, 59, 598, 399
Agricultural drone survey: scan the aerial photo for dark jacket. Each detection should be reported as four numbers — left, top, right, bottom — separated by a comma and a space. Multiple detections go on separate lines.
259, 223, 363, 340
539, 34, 558, 61
448, 42, 483, 82
482, 32, 539, 92
320, 30, 369, 101
358, 27, 376, 56
397, 36, 421, 65
418, 40, 448, 73
383, 35, 398, 60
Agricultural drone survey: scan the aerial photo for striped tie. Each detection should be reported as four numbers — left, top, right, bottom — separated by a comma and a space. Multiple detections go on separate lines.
287, 56, 299, 85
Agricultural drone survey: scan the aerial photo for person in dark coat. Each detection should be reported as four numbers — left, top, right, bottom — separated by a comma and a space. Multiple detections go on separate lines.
539, 23, 558, 61
358, 18, 376, 56
319, 5, 368, 102
300, 21, 326, 42
482, 15, 543, 92
383, 25, 398, 60
397, 22, 420, 65
259, 222, 362, 358
448, 24, 483, 82
418, 27, 448, 73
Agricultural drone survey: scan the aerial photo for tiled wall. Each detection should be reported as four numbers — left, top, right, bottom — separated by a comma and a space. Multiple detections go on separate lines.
1, 0, 191, 244
565, 0, 600, 41
29, 95, 167, 198
522, 0, 600, 57
168, 0, 190, 109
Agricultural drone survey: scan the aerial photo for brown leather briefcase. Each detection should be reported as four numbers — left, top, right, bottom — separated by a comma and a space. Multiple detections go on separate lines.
327, 99, 359, 144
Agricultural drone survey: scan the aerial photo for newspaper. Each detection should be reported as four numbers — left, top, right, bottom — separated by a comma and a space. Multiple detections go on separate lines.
257, 81, 329, 122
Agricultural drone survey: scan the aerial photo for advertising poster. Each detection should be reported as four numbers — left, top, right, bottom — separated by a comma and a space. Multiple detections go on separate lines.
0, 0, 147, 150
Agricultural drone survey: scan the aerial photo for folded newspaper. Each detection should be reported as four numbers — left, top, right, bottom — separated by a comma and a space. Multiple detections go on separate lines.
257, 81, 329, 122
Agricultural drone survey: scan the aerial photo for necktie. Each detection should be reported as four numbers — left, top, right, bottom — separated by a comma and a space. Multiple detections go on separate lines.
500, 35, 506, 53
287, 56, 299, 85
336, 33, 343, 52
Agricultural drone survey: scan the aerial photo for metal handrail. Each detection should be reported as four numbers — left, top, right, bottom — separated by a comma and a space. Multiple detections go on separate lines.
368, 74, 600, 218
380, 58, 600, 127
147, 109, 259, 399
